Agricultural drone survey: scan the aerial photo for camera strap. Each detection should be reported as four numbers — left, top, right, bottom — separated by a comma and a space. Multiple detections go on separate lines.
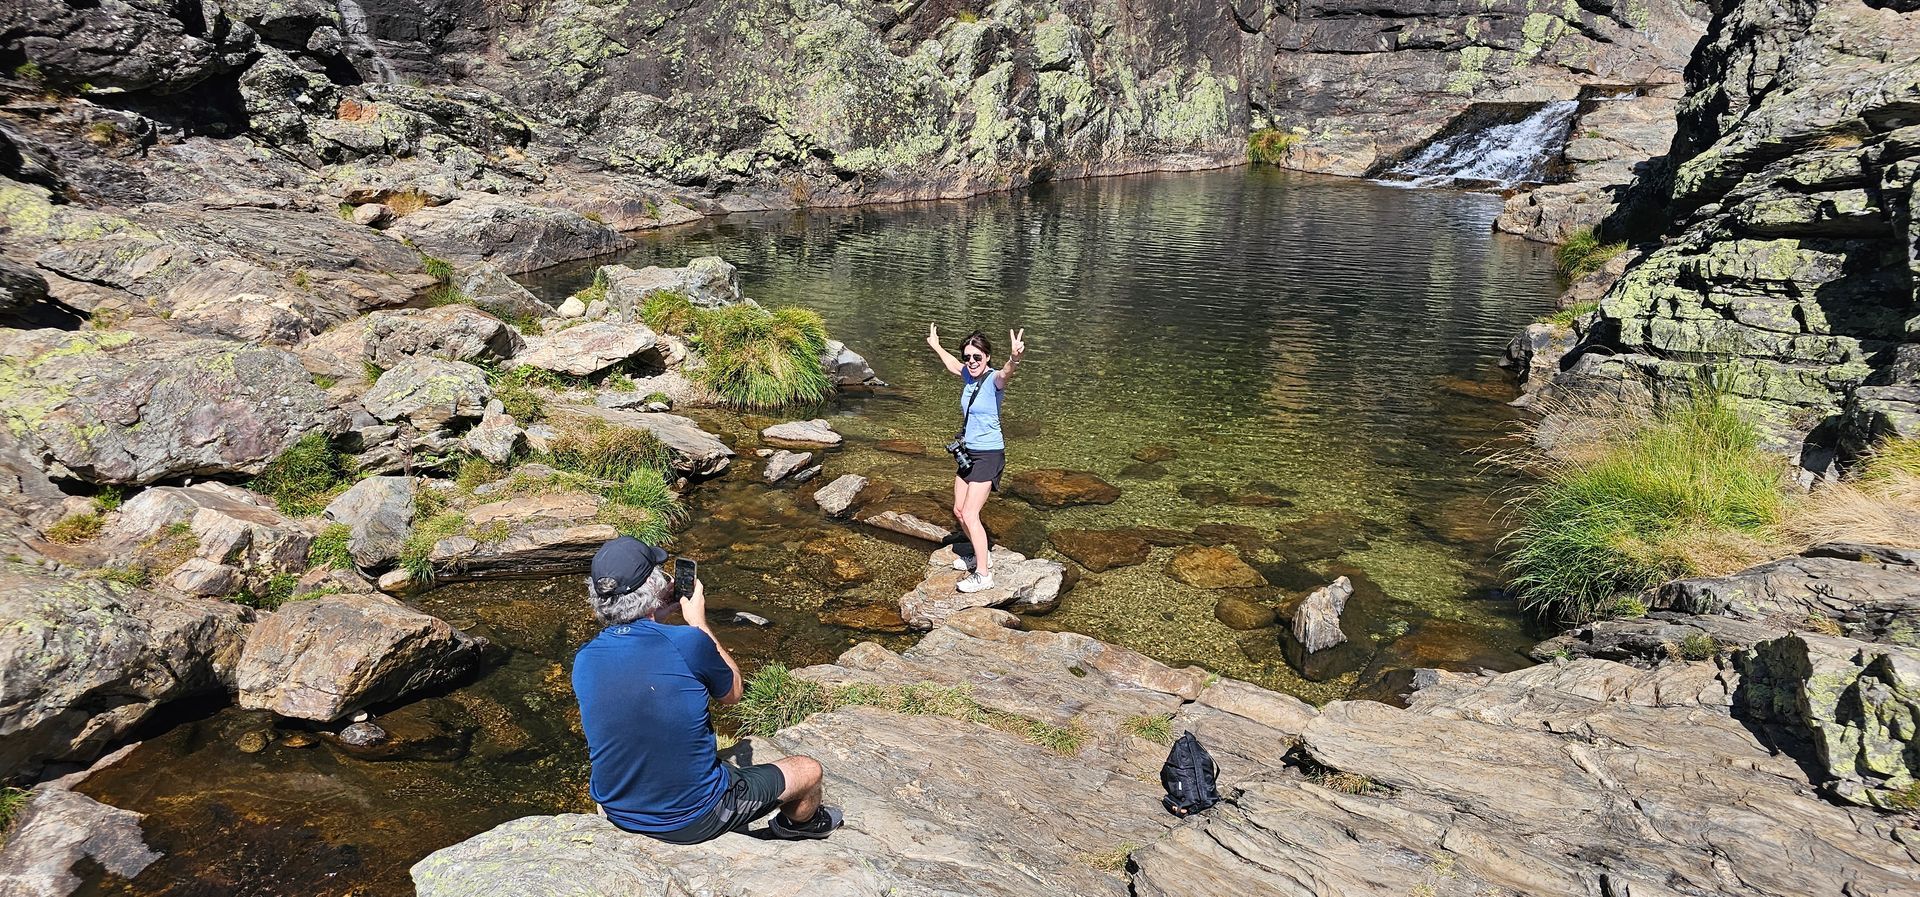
955, 369, 989, 441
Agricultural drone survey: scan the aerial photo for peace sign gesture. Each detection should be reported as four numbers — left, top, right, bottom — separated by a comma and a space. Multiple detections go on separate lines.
1008, 328, 1027, 361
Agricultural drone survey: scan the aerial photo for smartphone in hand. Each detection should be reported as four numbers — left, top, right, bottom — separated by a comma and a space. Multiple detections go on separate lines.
674, 557, 698, 602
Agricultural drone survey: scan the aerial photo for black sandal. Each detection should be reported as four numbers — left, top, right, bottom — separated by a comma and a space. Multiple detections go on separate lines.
767, 806, 843, 840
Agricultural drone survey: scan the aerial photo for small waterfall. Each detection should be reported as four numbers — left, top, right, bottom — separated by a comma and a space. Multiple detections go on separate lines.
336, 0, 399, 85
1384, 100, 1581, 188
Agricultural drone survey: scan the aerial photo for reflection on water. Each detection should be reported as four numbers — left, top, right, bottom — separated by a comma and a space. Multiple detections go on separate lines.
74, 169, 1561, 896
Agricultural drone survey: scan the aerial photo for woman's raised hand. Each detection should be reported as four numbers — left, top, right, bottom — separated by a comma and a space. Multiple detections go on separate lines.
1008, 328, 1026, 361
927, 323, 941, 349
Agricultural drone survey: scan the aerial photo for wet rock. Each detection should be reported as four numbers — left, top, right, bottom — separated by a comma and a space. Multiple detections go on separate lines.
1003, 468, 1120, 508
386, 194, 630, 275
1190, 523, 1266, 554
326, 700, 475, 762
0, 330, 333, 486
1177, 482, 1230, 507
335, 720, 387, 747
550, 406, 733, 478
976, 500, 1047, 557
362, 358, 492, 428
0, 569, 250, 778
761, 418, 842, 447
1131, 443, 1178, 463
760, 450, 814, 484
1291, 576, 1353, 654
363, 306, 523, 368
820, 601, 910, 633
514, 322, 657, 377
900, 547, 1066, 629
821, 339, 884, 387
1049, 528, 1151, 572
0, 783, 159, 897
809, 473, 867, 517
235, 593, 487, 722
1213, 596, 1278, 631
1114, 526, 1191, 548
322, 476, 416, 569
854, 491, 953, 543
235, 729, 271, 754
1118, 461, 1167, 479
1166, 546, 1266, 589
1502, 321, 1579, 398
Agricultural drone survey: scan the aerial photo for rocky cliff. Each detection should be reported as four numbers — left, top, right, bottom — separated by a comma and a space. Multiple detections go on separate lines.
3, 0, 1705, 229
1531, 0, 1920, 467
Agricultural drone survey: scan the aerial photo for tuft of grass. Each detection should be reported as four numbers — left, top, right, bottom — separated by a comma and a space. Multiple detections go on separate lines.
731, 665, 1088, 755
252, 433, 352, 517
1312, 771, 1386, 794
1608, 595, 1649, 619
574, 272, 609, 309
422, 254, 455, 282
1541, 300, 1600, 328
641, 391, 672, 406
140, 521, 198, 573
488, 366, 561, 422
1554, 227, 1626, 281
1248, 128, 1300, 164
692, 304, 831, 409
311, 523, 355, 570
1081, 843, 1139, 874
13, 61, 44, 83
594, 469, 684, 544
399, 512, 468, 583
1782, 438, 1920, 549
548, 417, 674, 482
954, 9, 979, 23
45, 512, 103, 544
1504, 391, 1788, 624
1122, 713, 1175, 745
0, 786, 29, 844
92, 486, 125, 512
386, 190, 431, 217
94, 565, 151, 588
1803, 611, 1845, 636
1676, 632, 1719, 661
641, 290, 697, 336
234, 573, 300, 610
455, 456, 507, 491
363, 360, 386, 384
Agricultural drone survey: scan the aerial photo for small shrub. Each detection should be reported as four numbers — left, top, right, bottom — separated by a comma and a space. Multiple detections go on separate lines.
692, 304, 831, 409
1541, 300, 1600, 328
292, 269, 311, 290
235, 573, 300, 610
91, 486, 126, 512
252, 433, 351, 517
1504, 391, 1788, 623
386, 191, 431, 217
13, 61, 43, 83
1248, 128, 1301, 164
45, 512, 103, 544
1677, 632, 1719, 660
605, 371, 638, 392
456, 456, 506, 491
641, 290, 697, 336
94, 565, 151, 588
641, 391, 672, 406
1554, 227, 1626, 281
1122, 713, 1175, 745
1608, 595, 1649, 619
311, 523, 355, 570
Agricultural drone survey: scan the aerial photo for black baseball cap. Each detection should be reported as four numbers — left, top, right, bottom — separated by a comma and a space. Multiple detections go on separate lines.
589, 536, 668, 598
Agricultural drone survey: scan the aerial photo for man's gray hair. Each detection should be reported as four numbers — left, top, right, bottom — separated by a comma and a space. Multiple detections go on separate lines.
589, 566, 673, 626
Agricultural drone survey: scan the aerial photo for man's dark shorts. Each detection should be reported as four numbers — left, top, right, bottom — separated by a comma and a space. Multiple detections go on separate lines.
635, 762, 786, 845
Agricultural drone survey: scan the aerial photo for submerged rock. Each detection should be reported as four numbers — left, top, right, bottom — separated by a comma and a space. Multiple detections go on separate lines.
235, 593, 487, 722
1166, 546, 1266, 589
1003, 468, 1120, 508
1050, 528, 1151, 572
1213, 596, 1278, 631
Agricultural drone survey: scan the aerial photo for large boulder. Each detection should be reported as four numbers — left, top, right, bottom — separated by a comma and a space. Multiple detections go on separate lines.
514, 322, 656, 377
363, 306, 524, 368
1738, 632, 1920, 810
598, 257, 743, 318
454, 264, 558, 324
235, 593, 487, 722
322, 476, 417, 569
0, 570, 250, 779
386, 195, 630, 275
4, 0, 258, 94
362, 358, 493, 428
0, 330, 333, 485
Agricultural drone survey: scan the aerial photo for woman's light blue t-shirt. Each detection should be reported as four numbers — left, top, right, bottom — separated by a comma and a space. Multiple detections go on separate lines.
961, 368, 1004, 451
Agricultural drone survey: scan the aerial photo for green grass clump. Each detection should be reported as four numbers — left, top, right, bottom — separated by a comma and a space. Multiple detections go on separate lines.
731, 665, 1088, 755
548, 417, 674, 482
1541, 300, 1600, 328
1505, 393, 1788, 624
595, 468, 684, 544
641, 290, 697, 336
253, 433, 351, 517
1248, 128, 1300, 164
92, 486, 126, 512
45, 512, 103, 544
1861, 439, 1920, 482
1676, 632, 1719, 661
1554, 227, 1626, 281
455, 456, 507, 491
422, 254, 455, 282
489, 366, 562, 422
0, 786, 29, 844
399, 512, 468, 582
234, 573, 300, 610
93, 565, 151, 588
575, 272, 609, 308
1122, 713, 1175, 745
692, 304, 831, 409
310, 523, 355, 570
13, 61, 44, 83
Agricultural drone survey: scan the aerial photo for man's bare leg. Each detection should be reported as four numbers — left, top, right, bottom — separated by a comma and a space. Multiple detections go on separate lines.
771, 755, 823, 823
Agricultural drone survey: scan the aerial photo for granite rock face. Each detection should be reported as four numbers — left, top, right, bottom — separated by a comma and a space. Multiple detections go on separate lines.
234, 593, 487, 722
0, 570, 251, 780
1536, 0, 1920, 461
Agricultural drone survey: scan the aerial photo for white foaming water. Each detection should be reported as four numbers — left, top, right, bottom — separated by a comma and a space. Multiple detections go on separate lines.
1386, 100, 1581, 187
336, 0, 399, 85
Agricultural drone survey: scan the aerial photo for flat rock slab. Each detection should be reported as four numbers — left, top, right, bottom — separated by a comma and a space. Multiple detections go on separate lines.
899, 547, 1065, 629
515, 322, 657, 377
762, 418, 842, 446
428, 522, 620, 582
553, 405, 734, 477
386, 194, 630, 275
1003, 468, 1120, 507
364, 306, 522, 368
1166, 546, 1267, 589
762, 449, 815, 483
235, 593, 487, 722
810, 474, 867, 517
854, 492, 952, 542
1050, 528, 1152, 572
0, 784, 158, 897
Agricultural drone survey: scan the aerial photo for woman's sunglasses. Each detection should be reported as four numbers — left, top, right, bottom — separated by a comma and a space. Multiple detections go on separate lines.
963, 352, 987, 361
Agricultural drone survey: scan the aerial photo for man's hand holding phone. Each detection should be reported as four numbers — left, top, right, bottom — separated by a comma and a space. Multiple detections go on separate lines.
675, 557, 708, 631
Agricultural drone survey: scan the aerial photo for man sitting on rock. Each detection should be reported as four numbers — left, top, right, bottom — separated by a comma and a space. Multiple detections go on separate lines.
573, 536, 844, 842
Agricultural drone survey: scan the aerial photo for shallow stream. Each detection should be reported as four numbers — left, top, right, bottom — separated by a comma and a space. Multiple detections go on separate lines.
75, 168, 1563, 896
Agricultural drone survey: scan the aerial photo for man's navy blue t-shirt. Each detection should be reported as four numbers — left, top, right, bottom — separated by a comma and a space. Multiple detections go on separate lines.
572, 620, 735, 834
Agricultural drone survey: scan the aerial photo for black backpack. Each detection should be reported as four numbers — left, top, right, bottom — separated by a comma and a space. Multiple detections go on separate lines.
1159, 731, 1221, 817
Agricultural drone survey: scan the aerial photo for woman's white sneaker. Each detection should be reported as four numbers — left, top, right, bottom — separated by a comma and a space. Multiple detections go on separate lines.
956, 571, 995, 593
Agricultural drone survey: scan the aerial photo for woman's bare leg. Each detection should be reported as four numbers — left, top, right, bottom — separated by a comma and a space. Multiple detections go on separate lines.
959, 479, 993, 574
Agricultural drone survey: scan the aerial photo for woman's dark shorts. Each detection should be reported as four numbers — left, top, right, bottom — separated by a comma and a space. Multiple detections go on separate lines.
962, 449, 1005, 490
636, 762, 786, 845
